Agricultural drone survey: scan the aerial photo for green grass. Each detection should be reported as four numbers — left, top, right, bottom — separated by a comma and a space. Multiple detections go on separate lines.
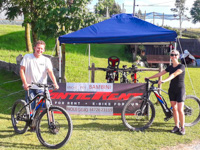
0, 69, 200, 150
0, 24, 200, 150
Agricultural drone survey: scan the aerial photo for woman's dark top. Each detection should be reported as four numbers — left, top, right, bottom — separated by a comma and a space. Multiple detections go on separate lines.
165, 64, 185, 102
165, 64, 185, 89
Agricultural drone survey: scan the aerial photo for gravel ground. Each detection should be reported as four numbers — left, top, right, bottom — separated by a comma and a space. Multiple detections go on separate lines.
161, 140, 200, 150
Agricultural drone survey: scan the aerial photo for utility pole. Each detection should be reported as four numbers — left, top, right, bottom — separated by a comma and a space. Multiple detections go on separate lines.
144, 11, 146, 20
106, 6, 109, 18
122, 3, 125, 13
162, 13, 164, 27
179, 12, 182, 38
133, 0, 136, 16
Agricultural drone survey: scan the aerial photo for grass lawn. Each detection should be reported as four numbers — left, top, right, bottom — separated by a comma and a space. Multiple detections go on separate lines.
0, 25, 200, 150
0, 68, 200, 150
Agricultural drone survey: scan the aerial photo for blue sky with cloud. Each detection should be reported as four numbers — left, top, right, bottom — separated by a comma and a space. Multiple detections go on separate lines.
88, 0, 200, 28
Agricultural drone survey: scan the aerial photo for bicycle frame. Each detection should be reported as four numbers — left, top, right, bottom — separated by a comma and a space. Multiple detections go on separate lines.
17, 85, 54, 126
142, 80, 173, 121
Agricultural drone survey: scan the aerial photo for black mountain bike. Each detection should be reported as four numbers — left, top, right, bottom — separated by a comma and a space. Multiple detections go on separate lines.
11, 83, 73, 149
121, 79, 200, 131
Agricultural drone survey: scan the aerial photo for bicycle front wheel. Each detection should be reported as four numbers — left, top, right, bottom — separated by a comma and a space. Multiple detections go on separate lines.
184, 95, 200, 127
121, 96, 155, 131
36, 106, 73, 149
11, 99, 29, 134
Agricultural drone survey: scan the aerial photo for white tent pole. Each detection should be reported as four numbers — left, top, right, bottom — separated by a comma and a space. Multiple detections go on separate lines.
175, 42, 177, 50
88, 44, 91, 83
59, 45, 62, 83
170, 43, 172, 65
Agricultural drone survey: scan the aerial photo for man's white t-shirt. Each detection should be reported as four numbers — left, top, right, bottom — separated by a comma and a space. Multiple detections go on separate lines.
20, 53, 53, 89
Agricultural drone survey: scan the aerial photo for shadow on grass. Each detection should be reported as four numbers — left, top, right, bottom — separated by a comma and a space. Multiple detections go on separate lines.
147, 128, 172, 133
144, 121, 174, 133
0, 129, 17, 139
72, 121, 175, 133
0, 125, 45, 149
0, 31, 26, 51
0, 141, 45, 149
0, 69, 24, 115
73, 122, 125, 131
0, 96, 23, 115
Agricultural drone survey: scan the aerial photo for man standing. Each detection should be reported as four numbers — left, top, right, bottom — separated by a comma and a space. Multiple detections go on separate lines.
20, 40, 59, 113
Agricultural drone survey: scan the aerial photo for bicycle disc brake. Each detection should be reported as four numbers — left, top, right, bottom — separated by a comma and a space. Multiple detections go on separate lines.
184, 106, 192, 116
49, 121, 60, 134
135, 109, 143, 119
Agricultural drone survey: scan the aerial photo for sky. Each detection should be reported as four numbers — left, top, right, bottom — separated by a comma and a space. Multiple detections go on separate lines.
87, 0, 200, 28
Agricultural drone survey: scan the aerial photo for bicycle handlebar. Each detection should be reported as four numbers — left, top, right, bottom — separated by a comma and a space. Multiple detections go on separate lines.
98, 67, 139, 72
29, 83, 55, 89
145, 79, 158, 84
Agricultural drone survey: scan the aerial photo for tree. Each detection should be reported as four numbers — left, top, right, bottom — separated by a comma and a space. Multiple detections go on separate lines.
171, 0, 189, 37
111, 2, 121, 16
190, 0, 200, 24
0, 0, 100, 52
94, 0, 121, 17
36, 0, 101, 38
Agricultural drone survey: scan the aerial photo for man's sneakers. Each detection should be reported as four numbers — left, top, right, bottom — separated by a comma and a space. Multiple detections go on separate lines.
171, 126, 185, 135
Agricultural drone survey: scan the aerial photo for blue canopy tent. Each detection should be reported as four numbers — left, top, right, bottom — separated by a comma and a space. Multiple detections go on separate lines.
59, 13, 177, 44
58, 13, 177, 82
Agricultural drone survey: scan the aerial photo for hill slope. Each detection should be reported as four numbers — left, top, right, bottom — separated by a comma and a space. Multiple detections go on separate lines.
0, 25, 138, 83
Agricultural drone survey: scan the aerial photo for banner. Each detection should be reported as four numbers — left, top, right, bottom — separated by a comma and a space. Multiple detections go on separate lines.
50, 83, 147, 116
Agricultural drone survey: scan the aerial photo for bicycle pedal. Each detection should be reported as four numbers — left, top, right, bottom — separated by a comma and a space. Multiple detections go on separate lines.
164, 116, 173, 122
164, 117, 170, 122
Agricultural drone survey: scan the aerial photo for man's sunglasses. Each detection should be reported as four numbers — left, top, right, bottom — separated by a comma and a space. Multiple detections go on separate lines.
170, 54, 178, 56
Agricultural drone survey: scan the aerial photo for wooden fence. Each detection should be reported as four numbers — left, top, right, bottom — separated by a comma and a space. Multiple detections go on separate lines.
88, 63, 164, 93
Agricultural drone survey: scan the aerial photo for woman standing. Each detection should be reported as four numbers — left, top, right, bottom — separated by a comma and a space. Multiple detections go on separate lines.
145, 50, 185, 135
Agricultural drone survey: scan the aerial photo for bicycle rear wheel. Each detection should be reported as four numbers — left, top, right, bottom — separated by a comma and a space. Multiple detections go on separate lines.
184, 95, 200, 127
36, 106, 73, 149
121, 96, 155, 131
11, 99, 29, 134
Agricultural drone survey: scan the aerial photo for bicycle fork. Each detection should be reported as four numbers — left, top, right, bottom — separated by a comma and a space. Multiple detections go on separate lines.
46, 99, 55, 126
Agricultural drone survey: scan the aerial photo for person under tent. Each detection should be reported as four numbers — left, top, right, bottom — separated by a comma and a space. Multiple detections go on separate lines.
180, 50, 196, 66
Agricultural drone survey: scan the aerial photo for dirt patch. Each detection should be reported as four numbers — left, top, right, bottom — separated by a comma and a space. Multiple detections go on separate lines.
161, 140, 200, 150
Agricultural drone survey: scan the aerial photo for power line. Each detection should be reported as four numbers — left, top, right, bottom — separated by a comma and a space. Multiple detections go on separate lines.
125, 0, 175, 7
125, 5, 172, 7
145, 1, 175, 6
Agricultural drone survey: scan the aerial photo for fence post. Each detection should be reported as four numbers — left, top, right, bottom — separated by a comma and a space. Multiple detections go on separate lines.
61, 44, 66, 83
158, 63, 163, 94
91, 63, 95, 83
